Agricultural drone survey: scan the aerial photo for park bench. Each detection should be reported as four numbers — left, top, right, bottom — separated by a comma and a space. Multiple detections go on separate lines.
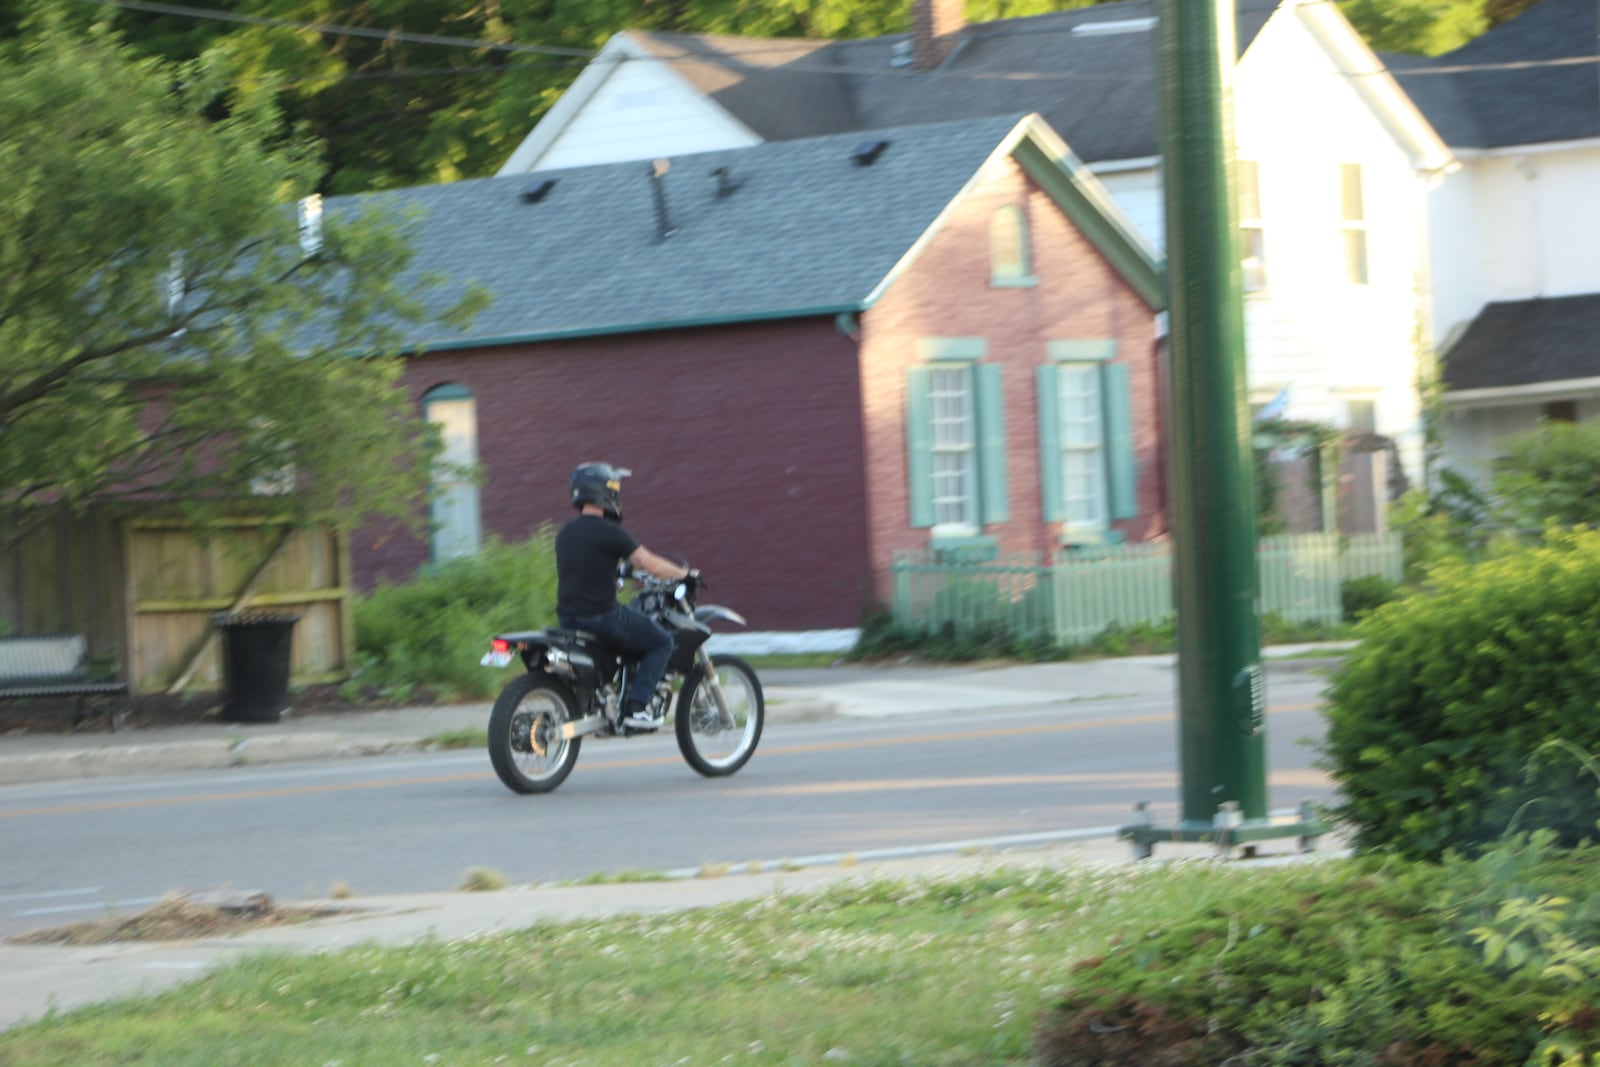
0, 634, 128, 731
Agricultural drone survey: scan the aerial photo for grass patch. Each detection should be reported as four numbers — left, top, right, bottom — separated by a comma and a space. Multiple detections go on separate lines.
565, 869, 671, 886
739, 653, 846, 670
7, 844, 1599, 1064
456, 867, 508, 892
419, 727, 484, 750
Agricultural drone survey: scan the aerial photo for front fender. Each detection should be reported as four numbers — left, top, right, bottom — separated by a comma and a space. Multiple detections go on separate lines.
693, 604, 746, 627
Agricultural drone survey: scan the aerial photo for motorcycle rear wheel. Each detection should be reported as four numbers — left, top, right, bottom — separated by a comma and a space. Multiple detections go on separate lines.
488, 672, 581, 794
674, 653, 764, 777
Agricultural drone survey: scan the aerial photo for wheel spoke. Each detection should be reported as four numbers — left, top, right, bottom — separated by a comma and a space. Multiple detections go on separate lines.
489, 674, 581, 794
676, 657, 763, 776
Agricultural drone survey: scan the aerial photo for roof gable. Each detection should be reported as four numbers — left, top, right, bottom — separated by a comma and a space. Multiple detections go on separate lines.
336, 114, 1161, 352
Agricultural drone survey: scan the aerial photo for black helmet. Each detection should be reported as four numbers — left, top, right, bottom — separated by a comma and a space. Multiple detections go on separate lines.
570, 462, 630, 521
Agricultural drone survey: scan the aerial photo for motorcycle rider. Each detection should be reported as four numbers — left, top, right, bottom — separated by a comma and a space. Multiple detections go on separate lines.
555, 462, 693, 731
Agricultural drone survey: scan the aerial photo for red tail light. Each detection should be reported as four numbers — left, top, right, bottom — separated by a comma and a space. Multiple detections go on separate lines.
491, 638, 511, 653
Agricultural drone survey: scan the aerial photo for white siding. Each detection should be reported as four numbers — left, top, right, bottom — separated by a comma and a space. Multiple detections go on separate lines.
1425, 167, 1483, 346
1077, 10, 1435, 481
1232, 5, 1432, 480
1091, 169, 1164, 249
1441, 404, 1532, 484
1430, 145, 1600, 341
530, 58, 759, 172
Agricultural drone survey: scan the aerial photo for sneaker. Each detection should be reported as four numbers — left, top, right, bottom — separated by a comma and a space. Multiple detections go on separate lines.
621, 703, 660, 731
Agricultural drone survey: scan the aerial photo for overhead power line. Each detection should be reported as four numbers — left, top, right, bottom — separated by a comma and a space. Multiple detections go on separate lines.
70, 0, 596, 58
69, 0, 1600, 85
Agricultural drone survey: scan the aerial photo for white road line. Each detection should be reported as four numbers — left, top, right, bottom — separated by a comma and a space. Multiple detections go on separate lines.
17, 895, 164, 917
0, 887, 104, 904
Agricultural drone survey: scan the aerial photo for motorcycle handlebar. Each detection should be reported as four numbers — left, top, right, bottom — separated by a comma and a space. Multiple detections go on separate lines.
627, 568, 702, 590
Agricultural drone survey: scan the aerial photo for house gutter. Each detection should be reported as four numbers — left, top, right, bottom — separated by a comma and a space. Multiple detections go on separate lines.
402, 303, 862, 355
1442, 375, 1600, 406
1455, 137, 1600, 158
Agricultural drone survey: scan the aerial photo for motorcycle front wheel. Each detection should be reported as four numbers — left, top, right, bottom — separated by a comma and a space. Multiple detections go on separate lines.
488, 672, 581, 794
674, 653, 764, 777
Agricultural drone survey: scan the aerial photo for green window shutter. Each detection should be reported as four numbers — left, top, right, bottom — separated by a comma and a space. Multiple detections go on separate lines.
974, 363, 1008, 524
1035, 364, 1064, 523
905, 366, 935, 528
1101, 361, 1138, 520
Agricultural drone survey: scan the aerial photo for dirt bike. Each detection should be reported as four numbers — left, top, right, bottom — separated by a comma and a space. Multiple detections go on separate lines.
480, 570, 763, 794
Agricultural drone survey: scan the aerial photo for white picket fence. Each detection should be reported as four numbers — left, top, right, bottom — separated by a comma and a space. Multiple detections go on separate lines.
890, 533, 1403, 645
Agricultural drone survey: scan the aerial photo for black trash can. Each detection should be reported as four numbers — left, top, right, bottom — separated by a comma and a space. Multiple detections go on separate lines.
214, 612, 300, 723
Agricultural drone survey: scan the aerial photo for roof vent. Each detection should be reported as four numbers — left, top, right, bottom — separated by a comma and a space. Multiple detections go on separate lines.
889, 40, 913, 67
519, 178, 557, 203
1071, 16, 1157, 36
852, 140, 891, 167
710, 166, 743, 198
649, 158, 676, 240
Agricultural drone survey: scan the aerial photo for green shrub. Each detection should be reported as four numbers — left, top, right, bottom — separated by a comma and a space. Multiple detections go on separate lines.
1340, 573, 1401, 622
1493, 420, 1600, 535
1319, 528, 1600, 860
1390, 473, 1491, 581
1083, 619, 1173, 656
850, 608, 1067, 663
1035, 839, 1600, 1065
349, 531, 558, 701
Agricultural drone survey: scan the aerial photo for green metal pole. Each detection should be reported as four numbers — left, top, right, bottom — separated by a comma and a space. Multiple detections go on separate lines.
1156, 0, 1268, 826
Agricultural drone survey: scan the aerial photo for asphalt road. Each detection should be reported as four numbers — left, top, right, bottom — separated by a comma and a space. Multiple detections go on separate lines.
0, 674, 1334, 938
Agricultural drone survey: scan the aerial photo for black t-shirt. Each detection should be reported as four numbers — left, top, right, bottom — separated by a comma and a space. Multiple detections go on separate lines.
555, 514, 640, 620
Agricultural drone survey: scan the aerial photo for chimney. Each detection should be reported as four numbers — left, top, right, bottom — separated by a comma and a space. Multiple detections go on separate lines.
910, 0, 964, 71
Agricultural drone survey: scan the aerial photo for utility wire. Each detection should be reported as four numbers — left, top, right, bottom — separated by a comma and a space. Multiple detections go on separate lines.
68, 0, 1600, 84
70, 0, 596, 57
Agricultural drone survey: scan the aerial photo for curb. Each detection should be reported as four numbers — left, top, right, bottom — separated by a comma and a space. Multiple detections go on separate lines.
1263, 656, 1345, 676
0, 701, 844, 787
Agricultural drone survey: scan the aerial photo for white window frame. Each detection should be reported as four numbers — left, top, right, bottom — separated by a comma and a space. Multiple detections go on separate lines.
423, 385, 482, 562
989, 204, 1034, 287
1055, 361, 1109, 536
928, 364, 979, 535
1238, 160, 1266, 293
1339, 163, 1369, 286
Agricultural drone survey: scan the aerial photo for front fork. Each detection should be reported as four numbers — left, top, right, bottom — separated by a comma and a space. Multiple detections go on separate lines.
695, 649, 737, 730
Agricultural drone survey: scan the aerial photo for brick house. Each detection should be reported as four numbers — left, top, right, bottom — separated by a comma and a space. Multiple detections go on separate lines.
340, 114, 1163, 640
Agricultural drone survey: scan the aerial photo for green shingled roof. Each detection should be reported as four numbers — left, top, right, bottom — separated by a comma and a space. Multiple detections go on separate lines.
324, 113, 1162, 352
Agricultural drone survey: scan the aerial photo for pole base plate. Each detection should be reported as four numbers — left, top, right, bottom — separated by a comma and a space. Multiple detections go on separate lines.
1119, 817, 1330, 860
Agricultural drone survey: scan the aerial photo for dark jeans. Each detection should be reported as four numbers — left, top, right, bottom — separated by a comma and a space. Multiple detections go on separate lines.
561, 604, 674, 710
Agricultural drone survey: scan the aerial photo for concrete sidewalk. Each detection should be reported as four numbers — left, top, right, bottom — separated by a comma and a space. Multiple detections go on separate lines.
0, 645, 1346, 787
0, 826, 1351, 1033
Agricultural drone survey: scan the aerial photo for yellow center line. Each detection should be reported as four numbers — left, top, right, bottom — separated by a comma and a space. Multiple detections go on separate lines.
0, 702, 1318, 819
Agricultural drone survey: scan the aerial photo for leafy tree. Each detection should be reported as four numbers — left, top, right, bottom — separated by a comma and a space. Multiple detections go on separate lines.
0, 10, 484, 552
79, 0, 1115, 194
1490, 420, 1600, 535
1336, 0, 1489, 55
1335, 0, 1542, 55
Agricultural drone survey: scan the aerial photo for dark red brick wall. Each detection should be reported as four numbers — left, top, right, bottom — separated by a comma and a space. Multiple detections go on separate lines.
857, 154, 1165, 604
353, 318, 875, 631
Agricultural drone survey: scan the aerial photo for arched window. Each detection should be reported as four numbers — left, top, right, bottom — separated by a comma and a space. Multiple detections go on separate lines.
422, 384, 481, 561
989, 205, 1034, 287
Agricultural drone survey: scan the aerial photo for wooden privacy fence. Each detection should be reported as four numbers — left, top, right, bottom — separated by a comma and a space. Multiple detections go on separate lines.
2, 509, 351, 694
890, 533, 1403, 646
